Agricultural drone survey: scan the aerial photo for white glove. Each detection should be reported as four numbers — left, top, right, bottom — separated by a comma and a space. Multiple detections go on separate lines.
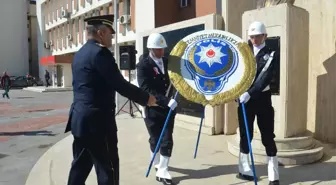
168, 99, 178, 110
239, 92, 251, 104
141, 106, 146, 118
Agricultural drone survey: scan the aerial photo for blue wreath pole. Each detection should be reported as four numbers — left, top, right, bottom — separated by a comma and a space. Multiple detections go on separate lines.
193, 106, 205, 159
145, 91, 179, 177
241, 103, 258, 185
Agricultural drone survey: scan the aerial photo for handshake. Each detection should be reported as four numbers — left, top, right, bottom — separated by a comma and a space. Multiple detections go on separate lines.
147, 95, 178, 110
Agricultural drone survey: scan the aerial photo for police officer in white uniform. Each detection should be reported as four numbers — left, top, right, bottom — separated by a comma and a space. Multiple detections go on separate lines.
237, 21, 280, 185
136, 33, 178, 185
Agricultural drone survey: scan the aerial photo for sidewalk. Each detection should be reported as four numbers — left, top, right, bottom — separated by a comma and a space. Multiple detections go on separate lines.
25, 114, 336, 185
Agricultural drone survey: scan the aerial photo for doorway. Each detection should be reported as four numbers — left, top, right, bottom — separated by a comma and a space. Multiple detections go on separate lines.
56, 65, 63, 87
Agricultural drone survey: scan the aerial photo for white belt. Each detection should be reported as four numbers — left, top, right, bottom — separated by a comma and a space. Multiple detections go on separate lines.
263, 85, 270, 92
255, 51, 275, 84
255, 51, 275, 93
165, 83, 172, 97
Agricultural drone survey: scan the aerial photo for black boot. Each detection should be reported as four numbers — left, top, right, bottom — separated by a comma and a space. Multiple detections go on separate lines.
236, 173, 255, 181
269, 180, 280, 185
156, 177, 175, 185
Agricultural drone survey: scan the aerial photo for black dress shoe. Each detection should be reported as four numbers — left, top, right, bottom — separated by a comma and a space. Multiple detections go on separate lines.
156, 177, 174, 185
156, 176, 162, 182
236, 173, 255, 181
269, 180, 280, 185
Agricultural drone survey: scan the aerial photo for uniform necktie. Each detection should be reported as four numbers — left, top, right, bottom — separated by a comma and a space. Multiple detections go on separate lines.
158, 61, 164, 74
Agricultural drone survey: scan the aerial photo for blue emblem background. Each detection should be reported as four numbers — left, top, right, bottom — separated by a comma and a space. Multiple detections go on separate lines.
184, 38, 239, 95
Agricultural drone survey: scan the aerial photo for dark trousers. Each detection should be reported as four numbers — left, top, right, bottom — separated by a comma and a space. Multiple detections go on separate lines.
2, 86, 9, 99
45, 78, 50, 87
144, 115, 175, 157
238, 91, 277, 157
67, 133, 119, 185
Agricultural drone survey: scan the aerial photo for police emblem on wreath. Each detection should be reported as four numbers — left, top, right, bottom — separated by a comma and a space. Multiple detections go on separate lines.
168, 30, 256, 106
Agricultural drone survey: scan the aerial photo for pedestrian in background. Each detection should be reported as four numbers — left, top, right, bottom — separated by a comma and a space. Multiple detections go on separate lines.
1, 71, 11, 99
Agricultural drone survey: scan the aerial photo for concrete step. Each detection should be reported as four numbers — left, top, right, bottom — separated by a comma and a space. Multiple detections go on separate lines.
227, 135, 324, 165
234, 131, 314, 151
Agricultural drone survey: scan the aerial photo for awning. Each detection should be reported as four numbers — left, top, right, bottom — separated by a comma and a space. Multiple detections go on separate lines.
40, 54, 74, 66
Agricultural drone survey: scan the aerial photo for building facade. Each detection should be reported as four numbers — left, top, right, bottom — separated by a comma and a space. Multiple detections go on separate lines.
0, 0, 32, 76
28, 1, 39, 77
35, 0, 220, 87
36, 0, 135, 88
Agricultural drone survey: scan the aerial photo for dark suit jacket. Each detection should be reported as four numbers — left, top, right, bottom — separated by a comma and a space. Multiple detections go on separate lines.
136, 55, 175, 120
65, 39, 149, 137
1, 75, 10, 88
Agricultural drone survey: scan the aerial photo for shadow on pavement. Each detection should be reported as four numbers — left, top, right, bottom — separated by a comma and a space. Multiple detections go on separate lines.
170, 161, 336, 184
0, 130, 56, 136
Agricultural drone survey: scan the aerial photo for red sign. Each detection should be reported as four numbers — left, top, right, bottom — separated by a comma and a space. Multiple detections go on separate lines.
40, 56, 56, 66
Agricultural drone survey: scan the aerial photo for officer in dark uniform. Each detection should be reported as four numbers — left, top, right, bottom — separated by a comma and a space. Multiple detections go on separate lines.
136, 33, 178, 185
65, 15, 158, 185
236, 21, 280, 185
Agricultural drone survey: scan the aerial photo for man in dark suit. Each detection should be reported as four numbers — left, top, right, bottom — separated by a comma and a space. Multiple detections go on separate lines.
65, 15, 158, 185
1, 71, 11, 99
136, 33, 178, 185
236, 21, 279, 185
44, 70, 50, 87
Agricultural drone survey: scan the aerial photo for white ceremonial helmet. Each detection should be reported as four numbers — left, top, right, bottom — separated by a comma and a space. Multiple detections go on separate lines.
248, 21, 267, 36
147, 33, 167, 49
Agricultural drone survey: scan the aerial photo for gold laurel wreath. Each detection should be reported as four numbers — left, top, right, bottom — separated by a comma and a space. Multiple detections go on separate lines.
168, 40, 256, 106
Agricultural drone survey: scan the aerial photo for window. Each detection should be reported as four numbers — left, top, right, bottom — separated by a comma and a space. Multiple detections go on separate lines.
57, 8, 60, 19
75, 19, 79, 34
61, 25, 65, 47
72, 0, 77, 12
82, 18, 85, 30
104, 6, 109, 15
66, 23, 69, 36
81, 0, 85, 8
180, 0, 189, 8
92, 9, 99, 16
57, 27, 60, 49
53, 29, 56, 44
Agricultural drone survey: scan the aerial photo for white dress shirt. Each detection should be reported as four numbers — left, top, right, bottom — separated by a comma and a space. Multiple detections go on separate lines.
149, 52, 164, 74
253, 42, 266, 56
